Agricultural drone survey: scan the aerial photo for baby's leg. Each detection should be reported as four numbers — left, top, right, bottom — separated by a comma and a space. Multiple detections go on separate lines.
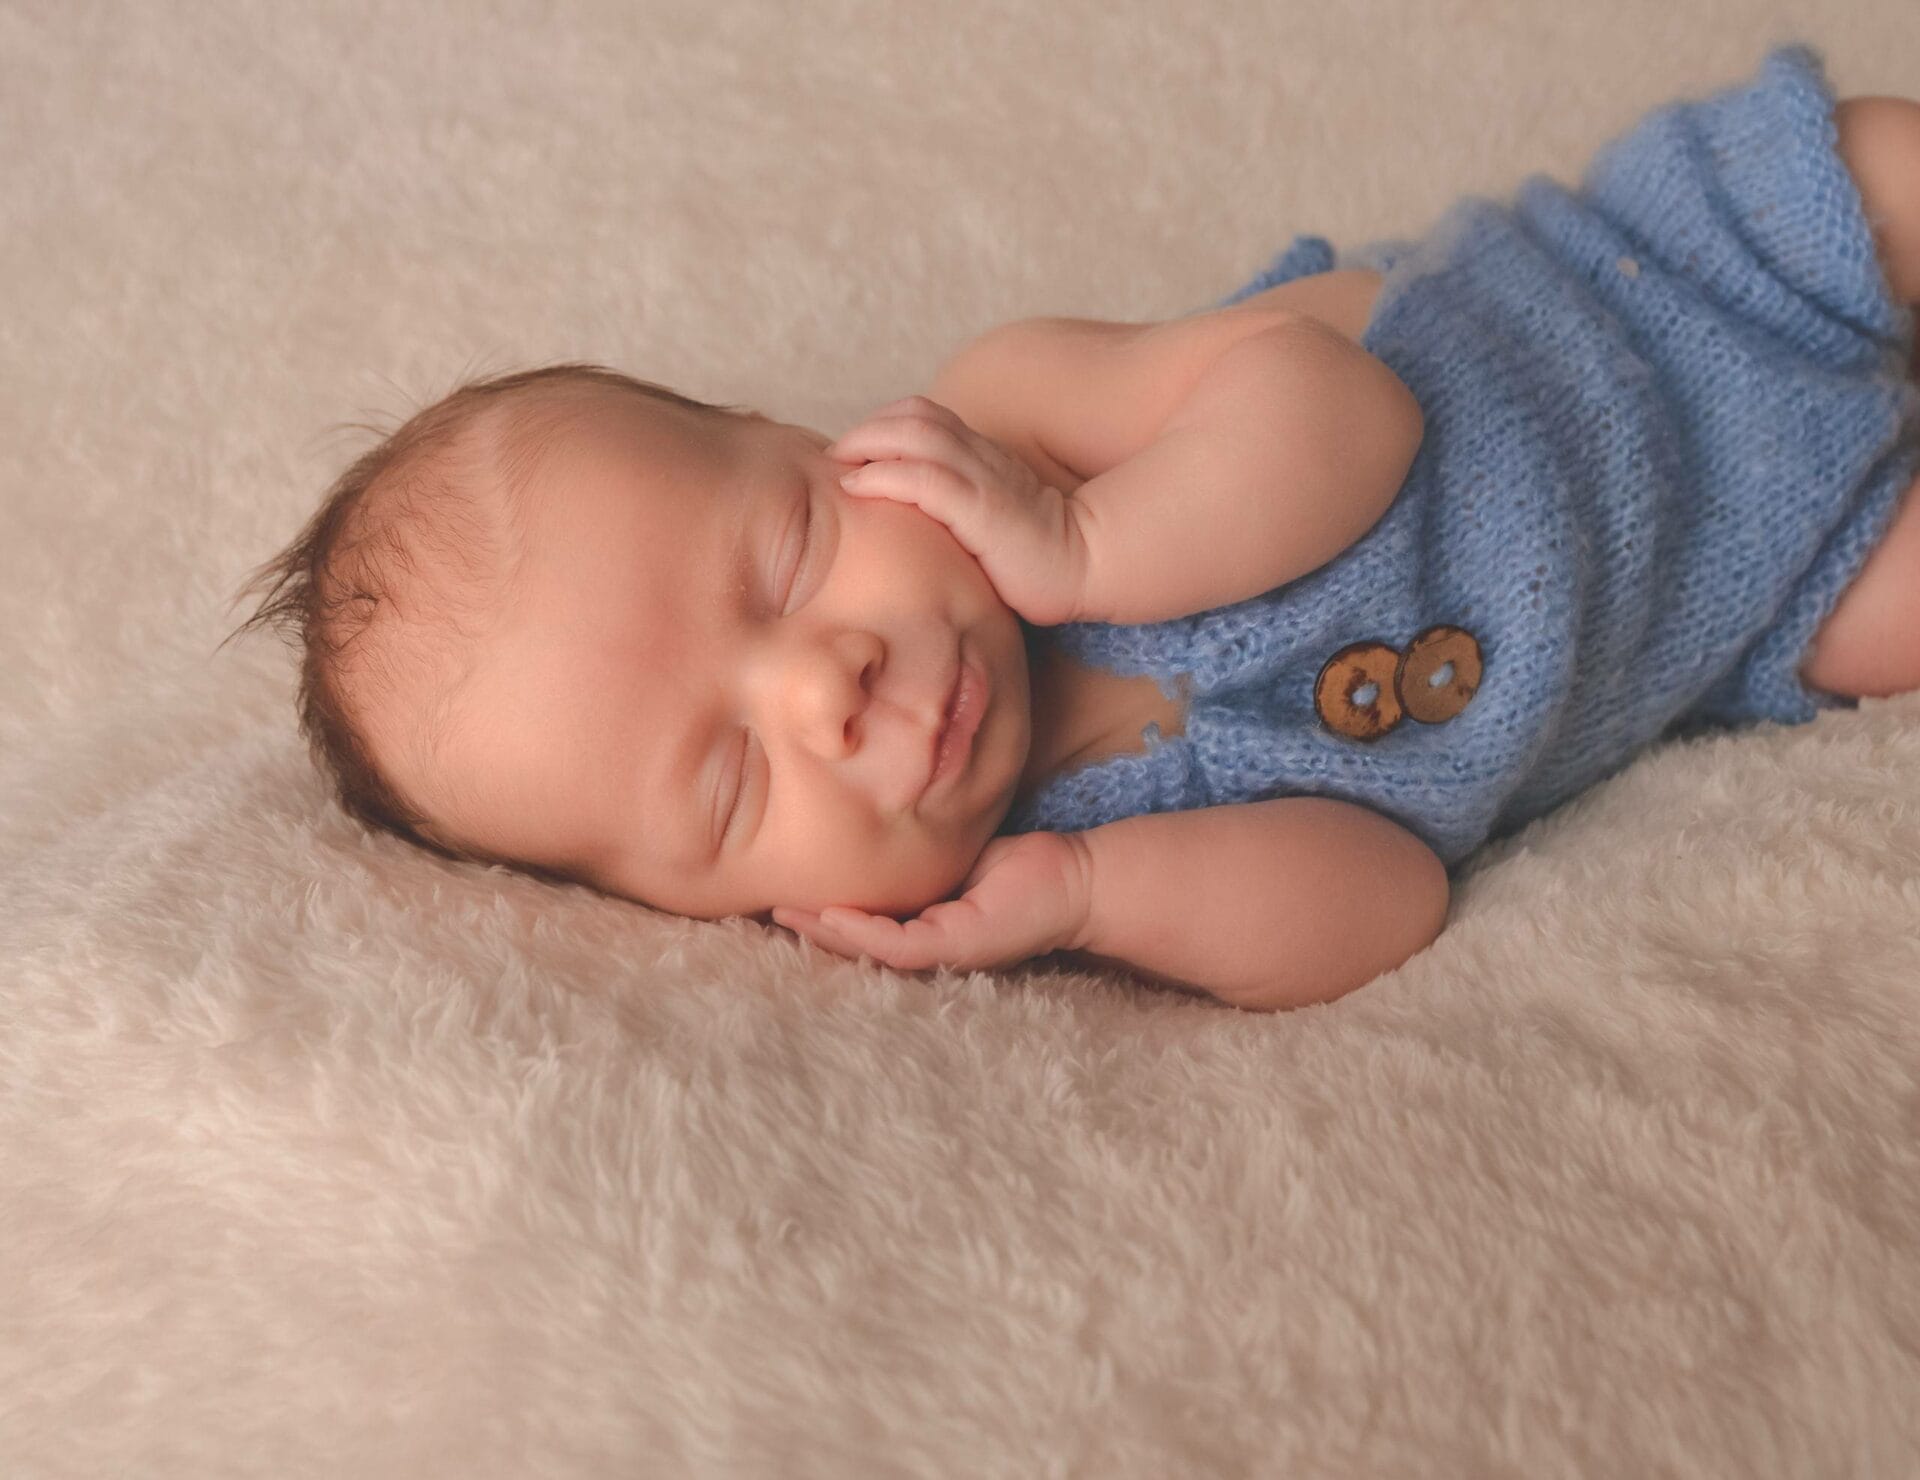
1797, 97, 1920, 701
1801, 466, 1920, 698
1836, 97, 1920, 311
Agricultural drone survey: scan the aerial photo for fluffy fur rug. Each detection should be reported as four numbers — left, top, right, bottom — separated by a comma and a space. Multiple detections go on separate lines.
5, 3, 1919, 1476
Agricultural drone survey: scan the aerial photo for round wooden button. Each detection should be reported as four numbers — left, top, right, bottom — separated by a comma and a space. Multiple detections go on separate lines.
1314, 640, 1404, 741
1396, 624, 1483, 724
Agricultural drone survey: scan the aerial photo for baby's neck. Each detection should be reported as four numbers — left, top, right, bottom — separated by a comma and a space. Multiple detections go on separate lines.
1011, 632, 1190, 812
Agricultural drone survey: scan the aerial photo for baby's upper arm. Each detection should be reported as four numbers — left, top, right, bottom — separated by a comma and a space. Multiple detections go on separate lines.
925, 270, 1386, 487
926, 304, 1297, 490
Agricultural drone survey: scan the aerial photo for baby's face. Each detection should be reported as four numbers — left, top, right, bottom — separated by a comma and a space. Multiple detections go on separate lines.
421, 390, 1033, 921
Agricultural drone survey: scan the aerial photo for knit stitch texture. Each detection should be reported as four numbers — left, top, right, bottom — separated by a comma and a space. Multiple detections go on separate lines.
998, 44, 1920, 867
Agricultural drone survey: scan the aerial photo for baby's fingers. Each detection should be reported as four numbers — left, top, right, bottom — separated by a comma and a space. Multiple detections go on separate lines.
774, 899, 1004, 973
818, 906, 962, 972
836, 394, 969, 440
829, 400, 974, 468
829, 419, 962, 470
772, 907, 866, 962
838, 458, 981, 535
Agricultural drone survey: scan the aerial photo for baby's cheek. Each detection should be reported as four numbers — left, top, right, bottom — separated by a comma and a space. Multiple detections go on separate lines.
785, 809, 975, 916
867, 834, 976, 916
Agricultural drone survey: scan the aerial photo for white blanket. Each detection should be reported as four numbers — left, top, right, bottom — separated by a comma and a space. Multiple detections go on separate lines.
6, 4, 1920, 1475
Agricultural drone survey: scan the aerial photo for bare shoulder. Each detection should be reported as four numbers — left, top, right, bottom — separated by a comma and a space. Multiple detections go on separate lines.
926, 269, 1386, 487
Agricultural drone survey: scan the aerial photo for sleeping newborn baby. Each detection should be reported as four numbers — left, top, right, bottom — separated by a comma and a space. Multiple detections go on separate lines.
233, 46, 1920, 1011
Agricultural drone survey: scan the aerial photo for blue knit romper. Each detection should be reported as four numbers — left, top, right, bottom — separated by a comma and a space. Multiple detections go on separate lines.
996, 45, 1920, 870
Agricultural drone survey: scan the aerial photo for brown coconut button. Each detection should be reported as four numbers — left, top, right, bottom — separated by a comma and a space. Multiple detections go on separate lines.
1396, 624, 1483, 724
1314, 640, 1404, 741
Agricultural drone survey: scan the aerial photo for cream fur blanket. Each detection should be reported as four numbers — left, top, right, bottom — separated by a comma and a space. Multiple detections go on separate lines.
5, 4, 1920, 1476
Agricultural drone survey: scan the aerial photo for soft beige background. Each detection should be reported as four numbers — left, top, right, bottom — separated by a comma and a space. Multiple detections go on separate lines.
5, 3, 1920, 1477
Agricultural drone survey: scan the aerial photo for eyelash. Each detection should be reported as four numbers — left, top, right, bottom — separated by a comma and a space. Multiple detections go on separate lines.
720, 498, 813, 844
779, 499, 814, 611
720, 732, 751, 842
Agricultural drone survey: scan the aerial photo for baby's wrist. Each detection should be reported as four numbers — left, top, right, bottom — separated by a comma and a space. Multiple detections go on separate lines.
1058, 830, 1100, 954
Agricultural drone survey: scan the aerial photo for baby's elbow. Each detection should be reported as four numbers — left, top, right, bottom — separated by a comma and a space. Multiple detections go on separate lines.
1231, 830, 1451, 1014
1374, 829, 1451, 979
1408, 840, 1452, 954
1343, 359, 1425, 545
1383, 372, 1426, 499
1399, 379, 1426, 465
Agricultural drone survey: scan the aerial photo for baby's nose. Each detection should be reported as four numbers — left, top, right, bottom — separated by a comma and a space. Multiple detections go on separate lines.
781, 655, 866, 755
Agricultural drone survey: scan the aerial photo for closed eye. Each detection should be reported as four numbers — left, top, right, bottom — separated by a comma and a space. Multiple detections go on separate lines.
718, 729, 750, 846
723, 481, 832, 852
779, 494, 814, 612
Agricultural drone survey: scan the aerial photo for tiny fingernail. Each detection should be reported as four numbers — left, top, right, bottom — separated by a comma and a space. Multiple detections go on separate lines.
839, 468, 867, 485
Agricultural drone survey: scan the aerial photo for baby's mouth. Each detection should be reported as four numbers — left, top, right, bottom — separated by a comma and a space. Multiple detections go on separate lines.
921, 641, 986, 803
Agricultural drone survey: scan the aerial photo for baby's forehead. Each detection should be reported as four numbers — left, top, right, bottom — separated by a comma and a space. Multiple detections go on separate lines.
495, 385, 777, 628
499, 388, 744, 541
521, 385, 729, 475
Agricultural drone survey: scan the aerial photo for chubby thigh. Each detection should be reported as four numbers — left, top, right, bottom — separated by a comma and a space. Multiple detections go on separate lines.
1800, 465, 1920, 699
1797, 96, 1920, 700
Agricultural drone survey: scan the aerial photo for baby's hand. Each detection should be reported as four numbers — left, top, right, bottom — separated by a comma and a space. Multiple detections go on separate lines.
829, 396, 1092, 627
772, 830, 1093, 974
